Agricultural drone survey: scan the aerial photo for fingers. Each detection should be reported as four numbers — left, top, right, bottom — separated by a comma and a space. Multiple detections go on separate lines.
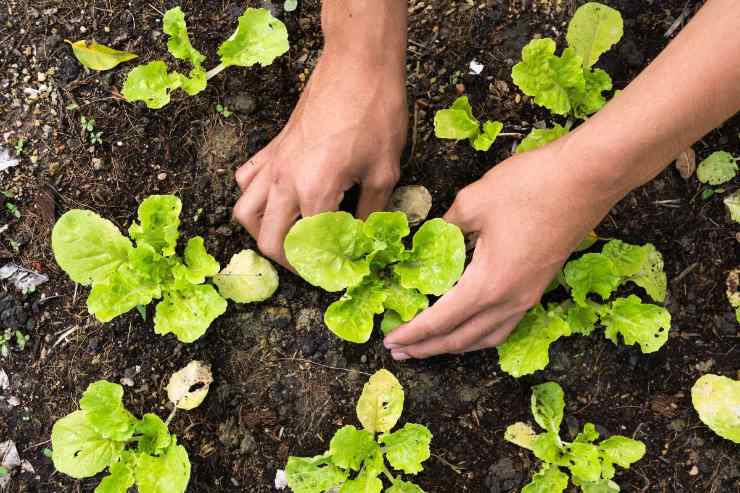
235, 152, 267, 192
233, 171, 271, 240
356, 164, 399, 219
257, 186, 300, 268
443, 186, 481, 234
453, 313, 522, 353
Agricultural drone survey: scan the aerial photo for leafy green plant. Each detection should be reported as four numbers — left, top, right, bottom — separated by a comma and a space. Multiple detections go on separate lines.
215, 103, 233, 117
81, 116, 103, 145
691, 374, 740, 443
511, 2, 622, 152
14, 138, 26, 156
696, 151, 738, 185
51, 194, 277, 343
727, 268, 740, 323
284, 211, 465, 343
434, 95, 504, 151
51, 380, 191, 492
285, 369, 432, 493
122, 7, 289, 109
497, 239, 671, 377
506, 382, 646, 493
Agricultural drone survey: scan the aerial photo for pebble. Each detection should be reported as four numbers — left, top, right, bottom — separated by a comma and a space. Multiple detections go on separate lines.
157, 172, 167, 181
689, 465, 699, 476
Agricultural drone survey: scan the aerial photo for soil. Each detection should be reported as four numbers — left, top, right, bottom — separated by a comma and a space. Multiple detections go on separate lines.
1, 0, 738, 492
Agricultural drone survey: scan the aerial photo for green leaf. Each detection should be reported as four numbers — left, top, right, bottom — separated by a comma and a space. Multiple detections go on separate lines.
356, 369, 404, 434
324, 277, 388, 343
181, 236, 220, 283
512, 39, 585, 116
128, 195, 182, 257
364, 211, 409, 267
563, 442, 602, 483
96, 459, 135, 493
566, 2, 623, 68
212, 249, 279, 303
382, 276, 428, 322
564, 253, 621, 305
580, 479, 620, 493
532, 431, 564, 464
285, 212, 373, 292
521, 464, 569, 493
134, 440, 190, 493
65, 40, 138, 71
569, 67, 612, 118
121, 61, 182, 109
691, 374, 740, 443
135, 413, 172, 454
338, 470, 383, 493
394, 218, 465, 296
724, 190, 740, 223
575, 423, 600, 443
381, 310, 405, 335
516, 124, 570, 154
163, 7, 205, 68
218, 8, 289, 68
386, 480, 426, 493
696, 151, 738, 185
601, 295, 671, 353
531, 382, 565, 434
601, 240, 648, 277
329, 425, 379, 472
566, 302, 599, 336
434, 96, 480, 141
52, 209, 133, 286
598, 435, 646, 478
286, 454, 348, 493
51, 410, 124, 478
497, 304, 571, 377
625, 243, 666, 302
87, 264, 161, 322
380, 423, 433, 475
504, 422, 537, 450
79, 381, 136, 441
472, 120, 504, 152
153, 284, 227, 343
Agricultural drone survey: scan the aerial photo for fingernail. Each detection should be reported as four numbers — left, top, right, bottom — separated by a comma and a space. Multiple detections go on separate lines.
392, 351, 410, 361
384, 341, 400, 350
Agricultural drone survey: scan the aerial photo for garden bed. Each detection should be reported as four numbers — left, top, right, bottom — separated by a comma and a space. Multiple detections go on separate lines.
0, 0, 738, 491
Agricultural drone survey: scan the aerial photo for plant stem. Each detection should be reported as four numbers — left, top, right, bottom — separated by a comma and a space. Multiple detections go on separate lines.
165, 406, 178, 427
382, 464, 396, 484
205, 63, 227, 80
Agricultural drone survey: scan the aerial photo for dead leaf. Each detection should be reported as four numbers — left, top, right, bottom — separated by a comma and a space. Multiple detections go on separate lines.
674, 147, 696, 179
388, 185, 432, 226
166, 360, 213, 410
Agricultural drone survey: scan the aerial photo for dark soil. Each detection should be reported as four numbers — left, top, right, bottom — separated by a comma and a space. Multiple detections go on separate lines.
1, 0, 738, 492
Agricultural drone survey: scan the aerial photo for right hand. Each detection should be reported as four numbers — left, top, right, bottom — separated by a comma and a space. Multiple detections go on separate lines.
233, 51, 408, 268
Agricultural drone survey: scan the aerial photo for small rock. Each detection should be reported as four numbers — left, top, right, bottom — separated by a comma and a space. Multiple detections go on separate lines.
239, 432, 257, 453
120, 377, 134, 387
7, 396, 20, 407
92, 158, 105, 171
388, 186, 432, 226
225, 93, 257, 115
689, 465, 699, 476
157, 172, 167, 181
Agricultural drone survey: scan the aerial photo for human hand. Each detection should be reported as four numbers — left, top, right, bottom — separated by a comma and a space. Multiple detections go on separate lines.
383, 138, 626, 359
232, 51, 407, 268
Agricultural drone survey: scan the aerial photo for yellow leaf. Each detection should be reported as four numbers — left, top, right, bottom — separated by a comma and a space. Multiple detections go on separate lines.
65, 39, 138, 71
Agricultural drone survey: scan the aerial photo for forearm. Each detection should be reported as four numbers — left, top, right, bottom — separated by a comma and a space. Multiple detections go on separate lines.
321, 0, 407, 79
568, 0, 740, 200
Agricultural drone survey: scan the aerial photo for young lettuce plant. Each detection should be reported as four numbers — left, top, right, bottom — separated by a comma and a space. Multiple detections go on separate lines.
285, 369, 433, 493
512, 2, 623, 152
51, 195, 278, 343
434, 95, 504, 151
121, 7, 289, 109
505, 382, 646, 493
497, 239, 671, 377
283, 211, 465, 343
691, 374, 740, 443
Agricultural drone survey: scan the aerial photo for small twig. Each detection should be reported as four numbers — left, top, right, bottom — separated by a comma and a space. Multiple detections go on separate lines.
673, 262, 698, 284
21, 439, 51, 453
278, 357, 372, 376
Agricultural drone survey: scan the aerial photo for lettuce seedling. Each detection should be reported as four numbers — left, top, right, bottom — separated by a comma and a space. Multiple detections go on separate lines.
286, 369, 432, 493
122, 7, 289, 109
498, 239, 671, 377
506, 382, 646, 493
696, 151, 738, 185
434, 96, 504, 151
51, 380, 191, 493
51, 195, 277, 343
691, 374, 740, 443
284, 211, 465, 343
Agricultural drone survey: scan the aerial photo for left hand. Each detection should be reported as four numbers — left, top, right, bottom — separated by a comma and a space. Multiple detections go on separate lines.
383, 137, 624, 359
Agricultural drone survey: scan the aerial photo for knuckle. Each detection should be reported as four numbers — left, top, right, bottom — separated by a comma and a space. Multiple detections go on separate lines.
257, 237, 277, 258
446, 337, 467, 354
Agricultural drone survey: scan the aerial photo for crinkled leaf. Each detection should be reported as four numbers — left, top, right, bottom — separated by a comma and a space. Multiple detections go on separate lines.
338, 472, 382, 493
625, 243, 666, 302
563, 442, 602, 483
87, 264, 161, 322
601, 295, 671, 353
601, 240, 648, 277
65, 40, 137, 71
522, 464, 569, 493
166, 360, 213, 410
517, 124, 569, 154
386, 480, 426, 493
497, 304, 571, 378
566, 302, 599, 336
324, 278, 387, 343
163, 7, 205, 68
181, 236, 220, 283
532, 431, 564, 464
382, 276, 428, 322
51, 410, 124, 478
364, 211, 409, 267
472, 120, 504, 152
691, 374, 740, 443
285, 212, 373, 292
575, 423, 600, 443
724, 190, 740, 223
531, 382, 565, 434
696, 151, 738, 185
505, 422, 537, 450
128, 195, 182, 257
153, 284, 227, 343
218, 8, 289, 68
381, 310, 404, 335
569, 67, 612, 118
566, 2, 623, 68
52, 209, 133, 286
381, 423, 432, 475
134, 440, 190, 493
580, 479, 621, 493
356, 369, 404, 434
134, 414, 171, 454
512, 39, 585, 116
598, 435, 646, 479
329, 426, 379, 472
394, 218, 465, 296
434, 96, 479, 140
96, 459, 135, 493
286, 455, 348, 493
121, 61, 181, 109
564, 253, 621, 305
213, 249, 278, 303
79, 381, 136, 441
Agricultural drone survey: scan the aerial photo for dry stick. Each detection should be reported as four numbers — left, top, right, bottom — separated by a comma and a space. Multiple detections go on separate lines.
278, 357, 372, 376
